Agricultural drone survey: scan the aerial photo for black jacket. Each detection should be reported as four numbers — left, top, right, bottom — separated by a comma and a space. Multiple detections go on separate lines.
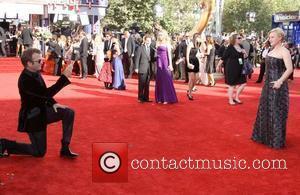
46, 41, 62, 58
21, 28, 33, 45
80, 37, 89, 57
104, 40, 112, 54
178, 40, 188, 58
17, 69, 70, 132
134, 44, 155, 74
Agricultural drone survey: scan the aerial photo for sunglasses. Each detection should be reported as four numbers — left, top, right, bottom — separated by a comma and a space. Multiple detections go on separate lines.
236, 37, 242, 40
31, 59, 42, 64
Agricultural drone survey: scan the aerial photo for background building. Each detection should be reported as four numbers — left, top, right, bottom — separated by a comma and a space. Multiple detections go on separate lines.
272, 10, 300, 45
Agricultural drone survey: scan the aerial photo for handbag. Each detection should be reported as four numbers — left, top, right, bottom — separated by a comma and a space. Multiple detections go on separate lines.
242, 59, 253, 75
187, 63, 195, 69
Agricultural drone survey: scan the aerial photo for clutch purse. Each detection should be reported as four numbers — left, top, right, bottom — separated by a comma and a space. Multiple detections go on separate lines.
187, 63, 195, 69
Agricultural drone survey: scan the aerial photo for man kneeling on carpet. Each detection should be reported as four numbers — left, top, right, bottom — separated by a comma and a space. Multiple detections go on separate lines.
0, 48, 78, 158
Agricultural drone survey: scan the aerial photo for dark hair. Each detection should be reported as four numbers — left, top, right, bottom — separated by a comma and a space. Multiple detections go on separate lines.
229, 33, 239, 45
112, 49, 118, 55
105, 31, 112, 37
143, 34, 151, 44
21, 48, 41, 67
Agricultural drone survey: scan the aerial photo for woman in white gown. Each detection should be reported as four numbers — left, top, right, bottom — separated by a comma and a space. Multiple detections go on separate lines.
93, 34, 105, 78
197, 34, 209, 86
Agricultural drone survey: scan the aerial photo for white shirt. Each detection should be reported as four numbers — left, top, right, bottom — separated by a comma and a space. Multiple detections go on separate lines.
124, 38, 128, 53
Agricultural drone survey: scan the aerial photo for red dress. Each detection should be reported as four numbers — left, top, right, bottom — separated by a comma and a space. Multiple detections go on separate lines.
98, 61, 112, 83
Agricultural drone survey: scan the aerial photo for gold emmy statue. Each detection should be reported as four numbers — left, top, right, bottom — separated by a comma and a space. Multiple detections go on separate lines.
191, 0, 216, 35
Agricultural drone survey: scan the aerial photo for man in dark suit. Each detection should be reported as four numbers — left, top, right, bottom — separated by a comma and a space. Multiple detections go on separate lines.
121, 31, 136, 78
80, 32, 89, 79
103, 31, 113, 55
46, 35, 62, 76
178, 33, 190, 82
0, 48, 78, 158
21, 24, 34, 50
134, 34, 155, 103
0, 26, 7, 57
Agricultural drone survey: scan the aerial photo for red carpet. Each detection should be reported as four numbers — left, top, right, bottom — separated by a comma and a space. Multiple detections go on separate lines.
0, 57, 299, 194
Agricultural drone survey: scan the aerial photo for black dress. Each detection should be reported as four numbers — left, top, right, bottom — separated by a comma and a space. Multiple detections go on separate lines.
221, 45, 246, 85
251, 56, 289, 149
187, 47, 200, 73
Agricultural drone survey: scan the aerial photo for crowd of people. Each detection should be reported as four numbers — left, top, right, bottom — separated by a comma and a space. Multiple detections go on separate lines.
1, 23, 299, 105
1, 24, 299, 93
0, 23, 297, 156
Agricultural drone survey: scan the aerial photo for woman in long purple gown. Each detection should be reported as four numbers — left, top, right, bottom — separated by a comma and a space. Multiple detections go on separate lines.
155, 31, 178, 104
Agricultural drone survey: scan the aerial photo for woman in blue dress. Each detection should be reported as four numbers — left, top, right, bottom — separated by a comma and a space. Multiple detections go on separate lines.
112, 49, 126, 90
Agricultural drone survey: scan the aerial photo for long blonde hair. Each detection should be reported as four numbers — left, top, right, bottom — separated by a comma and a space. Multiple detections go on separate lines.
156, 30, 170, 47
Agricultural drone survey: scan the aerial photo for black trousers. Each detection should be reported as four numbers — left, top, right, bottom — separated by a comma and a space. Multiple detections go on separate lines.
257, 61, 266, 82
5, 107, 75, 157
138, 71, 151, 101
54, 57, 62, 76
81, 56, 88, 78
123, 52, 134, 78
184, 59, 189, 82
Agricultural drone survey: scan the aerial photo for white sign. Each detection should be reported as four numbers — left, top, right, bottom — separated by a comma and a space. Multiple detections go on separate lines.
80, 14, 90, 25
274, 11, 300, 22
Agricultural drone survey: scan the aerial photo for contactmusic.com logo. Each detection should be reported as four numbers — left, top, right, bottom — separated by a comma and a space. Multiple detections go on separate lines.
92, 143, 128, 183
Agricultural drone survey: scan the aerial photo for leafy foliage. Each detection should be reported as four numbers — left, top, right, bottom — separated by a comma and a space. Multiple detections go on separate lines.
222, 0, 300, 33
102, 0, 300, 34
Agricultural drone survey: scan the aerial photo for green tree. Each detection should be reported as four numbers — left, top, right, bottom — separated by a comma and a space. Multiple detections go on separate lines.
222, 0, 300, 34
102, 0, 199, 33
102, 0, 157, 32
157, 0, 199, 33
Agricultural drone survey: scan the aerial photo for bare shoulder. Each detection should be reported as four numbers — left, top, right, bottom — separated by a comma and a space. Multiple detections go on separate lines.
280, 46, 291, 56
187, 42, 193, 48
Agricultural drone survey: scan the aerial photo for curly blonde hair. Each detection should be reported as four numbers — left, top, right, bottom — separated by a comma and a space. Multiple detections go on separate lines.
269, 27, 285, 42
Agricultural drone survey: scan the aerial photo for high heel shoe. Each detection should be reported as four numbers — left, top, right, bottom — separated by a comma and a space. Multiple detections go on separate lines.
233, 99, 243, 104
187, 91, 194, 100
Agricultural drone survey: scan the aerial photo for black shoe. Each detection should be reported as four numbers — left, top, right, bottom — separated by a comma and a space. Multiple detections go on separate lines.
233, 99, 243, 104
187, 91, 193, 100
144, 100, 152, 103
0, 139, 8, 158
60, 147, 78, 158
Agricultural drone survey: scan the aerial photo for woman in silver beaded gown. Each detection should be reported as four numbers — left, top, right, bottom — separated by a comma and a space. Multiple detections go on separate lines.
251, 28, 293, 149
